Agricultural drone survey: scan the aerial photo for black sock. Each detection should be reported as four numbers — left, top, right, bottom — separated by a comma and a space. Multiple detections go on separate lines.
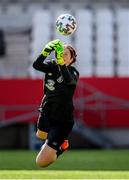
56, 148, 64, 158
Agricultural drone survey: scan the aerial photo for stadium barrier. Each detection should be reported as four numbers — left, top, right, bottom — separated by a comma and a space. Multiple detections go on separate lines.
0, 78, 129, 149
0, 78, 129, 128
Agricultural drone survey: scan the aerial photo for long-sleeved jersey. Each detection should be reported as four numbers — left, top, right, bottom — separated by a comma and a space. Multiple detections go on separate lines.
33, 54, 79, 122
33, 54, 79, 101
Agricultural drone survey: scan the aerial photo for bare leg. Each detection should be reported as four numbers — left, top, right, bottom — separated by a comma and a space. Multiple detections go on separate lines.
36, 141, 57, 167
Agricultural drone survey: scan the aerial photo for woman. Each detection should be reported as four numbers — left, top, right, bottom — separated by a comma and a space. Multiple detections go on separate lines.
33, 39, 79, 167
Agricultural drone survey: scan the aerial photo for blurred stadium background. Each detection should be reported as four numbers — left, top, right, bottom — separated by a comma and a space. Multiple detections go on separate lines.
0, 0, 129, 152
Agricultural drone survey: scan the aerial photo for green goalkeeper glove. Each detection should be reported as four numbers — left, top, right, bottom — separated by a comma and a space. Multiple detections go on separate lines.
52, 39, 65, 65
56, 53, 65, 66
52, 39, 64, 55
41, 41, 55, 57
41, 39, 64, 57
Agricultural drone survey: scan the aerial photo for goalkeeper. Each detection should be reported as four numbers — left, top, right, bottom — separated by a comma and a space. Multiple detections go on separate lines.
33, 39, 79, 168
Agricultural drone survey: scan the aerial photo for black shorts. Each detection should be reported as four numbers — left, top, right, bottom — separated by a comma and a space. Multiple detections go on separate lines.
37, 112, 74, 150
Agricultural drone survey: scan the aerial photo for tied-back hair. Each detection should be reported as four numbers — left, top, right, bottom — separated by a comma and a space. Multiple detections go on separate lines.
55, 44, 77, 65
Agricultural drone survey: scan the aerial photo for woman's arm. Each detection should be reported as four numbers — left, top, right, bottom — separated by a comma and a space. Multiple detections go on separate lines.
33, 40, 62, 73
33, 54, 53, 73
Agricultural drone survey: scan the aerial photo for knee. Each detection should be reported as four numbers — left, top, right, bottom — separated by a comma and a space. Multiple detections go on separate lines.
36, 154, 56, 168
36, 143, 57, 168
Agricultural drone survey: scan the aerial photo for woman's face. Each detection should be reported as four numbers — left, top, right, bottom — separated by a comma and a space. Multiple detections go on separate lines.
62, 47, 73, 66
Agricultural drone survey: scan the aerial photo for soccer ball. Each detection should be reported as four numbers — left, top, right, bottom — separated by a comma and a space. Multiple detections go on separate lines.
56, 14, 77, 36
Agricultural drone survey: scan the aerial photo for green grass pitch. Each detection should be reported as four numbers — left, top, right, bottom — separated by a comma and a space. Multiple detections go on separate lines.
0, 150, 129, 179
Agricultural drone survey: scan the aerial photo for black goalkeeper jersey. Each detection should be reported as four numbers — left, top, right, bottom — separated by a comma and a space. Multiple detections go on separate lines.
33, 54, 79, 122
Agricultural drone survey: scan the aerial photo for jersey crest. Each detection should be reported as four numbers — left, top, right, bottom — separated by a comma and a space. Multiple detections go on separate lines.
57, 76, 63, 83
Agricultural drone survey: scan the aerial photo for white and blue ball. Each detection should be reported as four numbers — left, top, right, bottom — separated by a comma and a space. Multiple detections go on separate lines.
56, 14, 77, 36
